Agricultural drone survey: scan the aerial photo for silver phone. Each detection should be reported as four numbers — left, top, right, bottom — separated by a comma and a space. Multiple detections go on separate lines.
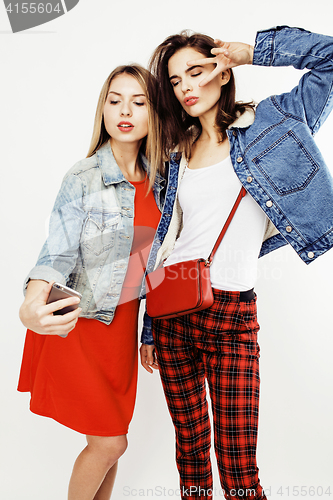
47, 282, 82, 316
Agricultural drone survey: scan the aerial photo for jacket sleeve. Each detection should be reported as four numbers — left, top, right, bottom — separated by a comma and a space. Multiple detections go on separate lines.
24, 173, 86, 291
253, 26, 333, 135
140, 309, 154, 345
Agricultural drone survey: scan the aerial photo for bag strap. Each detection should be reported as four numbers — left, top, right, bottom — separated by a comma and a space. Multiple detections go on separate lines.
205, 185, 247, 267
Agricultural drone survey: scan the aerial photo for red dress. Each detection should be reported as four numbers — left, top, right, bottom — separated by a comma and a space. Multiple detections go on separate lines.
17, 176, 160, 436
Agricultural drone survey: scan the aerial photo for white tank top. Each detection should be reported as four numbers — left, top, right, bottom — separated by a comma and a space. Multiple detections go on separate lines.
164, 156, 268, 291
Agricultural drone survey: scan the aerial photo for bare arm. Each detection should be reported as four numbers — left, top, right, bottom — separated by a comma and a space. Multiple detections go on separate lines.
19, 280, 81, 336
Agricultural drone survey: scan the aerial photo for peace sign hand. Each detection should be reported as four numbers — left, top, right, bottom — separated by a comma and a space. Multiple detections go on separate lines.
187, 40, 254, 87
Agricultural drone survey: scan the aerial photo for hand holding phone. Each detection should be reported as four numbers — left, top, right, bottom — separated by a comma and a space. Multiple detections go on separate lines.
19, 280, 82, 337
46, 283, 82, 315
46, 283, 82, 337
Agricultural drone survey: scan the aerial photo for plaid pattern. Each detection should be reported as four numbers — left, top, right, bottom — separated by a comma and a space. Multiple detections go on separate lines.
153, 288, 267, 500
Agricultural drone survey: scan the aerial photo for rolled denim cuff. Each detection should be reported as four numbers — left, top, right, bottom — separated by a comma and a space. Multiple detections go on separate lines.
140, 310, 154, 345
253, 26, 310, 67
140, 331, 154, 345
23, 265, 66, 295
253, 26, 293, 67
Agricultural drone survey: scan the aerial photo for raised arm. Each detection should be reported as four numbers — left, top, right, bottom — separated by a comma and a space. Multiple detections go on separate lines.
191, 26, 333, 133
193, 26, 333, 134
253, 26, 333, 134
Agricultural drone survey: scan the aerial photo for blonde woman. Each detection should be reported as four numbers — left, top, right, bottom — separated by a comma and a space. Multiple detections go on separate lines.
18, 64, 161, 500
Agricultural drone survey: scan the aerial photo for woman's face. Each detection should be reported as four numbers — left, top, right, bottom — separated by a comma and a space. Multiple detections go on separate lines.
168, 47, 227, 120
103, 73, 148, 145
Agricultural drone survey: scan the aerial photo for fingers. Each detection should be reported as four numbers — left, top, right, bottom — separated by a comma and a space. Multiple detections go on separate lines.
199, 66, 222, 87
140, 345, 159, 374
211, 47, 229, 57
140, 346, 152, 373
33, 302, 81, 335
55, 318, 78, 337
213, 39, 230, 51
38, 280, 55, 304
146, 345, 158, 367
48, 305, 82, 324
20, 280, 82, 335
187, 46, 232, 88
37, 313, 80, 335
187, 56, 216, 67
150, 354, 159, 370
140, 345, 154, 373
186, 41, 228, 66
215, 41, 254, 66
46, 295, 81, 315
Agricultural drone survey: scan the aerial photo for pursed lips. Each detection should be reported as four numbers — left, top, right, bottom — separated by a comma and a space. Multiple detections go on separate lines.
184, 96, 199, 106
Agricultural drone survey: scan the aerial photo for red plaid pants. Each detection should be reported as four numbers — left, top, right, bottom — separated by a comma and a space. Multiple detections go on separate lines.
152, 289, 267, 500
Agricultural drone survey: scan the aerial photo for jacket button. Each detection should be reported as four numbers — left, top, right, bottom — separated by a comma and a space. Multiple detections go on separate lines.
266, 200, 273, 207
236, 156, 243, 163
286, 226, 292, 233
232, 130, 237, 137
247, 176, 253, 183
308, 251, 315, 259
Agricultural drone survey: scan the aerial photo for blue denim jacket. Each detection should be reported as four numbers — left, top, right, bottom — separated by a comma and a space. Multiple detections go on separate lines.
140, 26, 333, 345
25, 141, 164, 324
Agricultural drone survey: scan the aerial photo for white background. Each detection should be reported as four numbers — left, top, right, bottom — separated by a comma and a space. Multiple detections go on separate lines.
1, 0, 333, 499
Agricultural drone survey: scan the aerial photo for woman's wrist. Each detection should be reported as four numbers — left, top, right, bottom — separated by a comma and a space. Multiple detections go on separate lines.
19, 280, 49, 328
19, 301, 30, 328
247, 44, 254, 65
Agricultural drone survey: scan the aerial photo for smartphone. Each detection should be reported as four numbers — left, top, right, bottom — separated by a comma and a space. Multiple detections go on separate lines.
47, 282, 82, 316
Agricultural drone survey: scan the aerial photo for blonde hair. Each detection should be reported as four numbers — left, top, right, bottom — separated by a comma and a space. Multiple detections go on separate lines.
87, 64, 161, 191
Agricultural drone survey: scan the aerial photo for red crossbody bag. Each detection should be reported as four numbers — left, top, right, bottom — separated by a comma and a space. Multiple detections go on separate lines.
145, 186, 247, 319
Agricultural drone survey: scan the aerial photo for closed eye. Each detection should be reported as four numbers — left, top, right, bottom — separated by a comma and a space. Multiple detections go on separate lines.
171, 73, 201, 88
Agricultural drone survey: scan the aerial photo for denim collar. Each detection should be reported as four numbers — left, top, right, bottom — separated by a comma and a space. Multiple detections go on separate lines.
96, 141, 165, 187
169, 109, 256, 163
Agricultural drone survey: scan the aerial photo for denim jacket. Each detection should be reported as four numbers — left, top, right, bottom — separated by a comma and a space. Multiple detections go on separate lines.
25, 141, 164, 324
140, 26, 333, 345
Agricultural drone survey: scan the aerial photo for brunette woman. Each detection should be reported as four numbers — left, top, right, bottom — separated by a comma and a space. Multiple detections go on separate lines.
140, 26, 333, 500
18, 64, 161, 500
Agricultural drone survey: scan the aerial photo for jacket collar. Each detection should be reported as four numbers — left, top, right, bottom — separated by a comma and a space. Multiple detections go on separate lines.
96, 141, 127, 186
170, 108, 256, 163
228, 107, 256, 129
96, 141, 164, 186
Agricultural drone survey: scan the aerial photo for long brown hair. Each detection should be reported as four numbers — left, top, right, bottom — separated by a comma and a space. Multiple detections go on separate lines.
87, 64, 160, 190
149, 31, 254, 160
